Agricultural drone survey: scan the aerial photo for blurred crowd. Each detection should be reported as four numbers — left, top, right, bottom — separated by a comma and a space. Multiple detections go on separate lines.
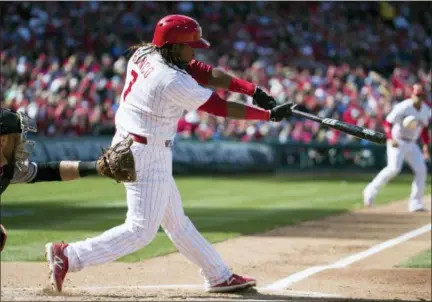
2, 2, 431, 144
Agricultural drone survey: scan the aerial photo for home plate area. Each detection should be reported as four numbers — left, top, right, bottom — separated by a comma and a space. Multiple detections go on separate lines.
1, 285, 345, 301
1, 197, 430, 301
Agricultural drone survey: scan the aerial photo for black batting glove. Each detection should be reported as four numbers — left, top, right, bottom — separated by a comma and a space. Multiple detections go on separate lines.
253, 87, 277, 110
269, 102, 294, 122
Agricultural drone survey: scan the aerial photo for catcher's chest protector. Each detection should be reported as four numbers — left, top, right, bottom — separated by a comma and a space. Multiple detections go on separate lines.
0, 164, 14, 195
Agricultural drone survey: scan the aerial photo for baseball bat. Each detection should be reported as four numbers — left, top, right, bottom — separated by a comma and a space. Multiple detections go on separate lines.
290, 105, 386, 144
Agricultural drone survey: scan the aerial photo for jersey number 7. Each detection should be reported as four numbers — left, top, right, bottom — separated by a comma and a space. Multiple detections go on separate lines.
123, 70, 138, 102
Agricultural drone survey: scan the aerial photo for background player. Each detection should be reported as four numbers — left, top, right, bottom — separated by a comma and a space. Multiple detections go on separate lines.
363, 84, 431, 212
45, 14, 293, 294
0, 108, 136, 252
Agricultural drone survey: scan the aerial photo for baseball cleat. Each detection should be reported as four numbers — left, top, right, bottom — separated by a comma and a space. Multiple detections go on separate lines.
409, 205, 428, 213
205, 274, 257, 293
363, 187, 374, 208
45, 242, 69, 292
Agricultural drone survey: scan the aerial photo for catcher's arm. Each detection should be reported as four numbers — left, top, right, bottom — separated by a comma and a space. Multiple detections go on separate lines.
10, 160, 100, 184
26, 161, 99, 183
13, 137, 136, 184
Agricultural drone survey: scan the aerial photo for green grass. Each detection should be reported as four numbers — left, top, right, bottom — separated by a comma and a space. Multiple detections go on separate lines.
1, 174, 430, 262
398, 249, 432, 268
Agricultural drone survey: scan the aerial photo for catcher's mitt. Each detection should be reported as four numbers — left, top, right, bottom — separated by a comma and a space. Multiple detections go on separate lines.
97, 136, 137, 183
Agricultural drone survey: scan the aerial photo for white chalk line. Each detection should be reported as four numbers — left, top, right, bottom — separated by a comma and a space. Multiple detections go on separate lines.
264, 223, 432, 291
1, 284, 342, 298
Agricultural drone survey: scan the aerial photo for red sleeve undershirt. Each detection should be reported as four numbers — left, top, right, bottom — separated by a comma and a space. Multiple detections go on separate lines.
421, 126, 431, 145
198, 92, 270, 121
383, 120, 393, 140
186, 60, 212, 86
186, 60, 256, 96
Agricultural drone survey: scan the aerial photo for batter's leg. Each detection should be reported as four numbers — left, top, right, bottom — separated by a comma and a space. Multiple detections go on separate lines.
160, 177, 232, 288
364, 142, 406, 206
64, 146, 171, 272
404, 143, 427, 212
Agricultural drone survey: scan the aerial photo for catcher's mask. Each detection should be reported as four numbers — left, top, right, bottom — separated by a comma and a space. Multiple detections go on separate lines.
0, 108, 37, 171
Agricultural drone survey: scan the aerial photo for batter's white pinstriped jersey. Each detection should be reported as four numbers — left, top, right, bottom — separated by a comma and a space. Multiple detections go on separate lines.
114, 48, 213, 141
386, 98, 430, 142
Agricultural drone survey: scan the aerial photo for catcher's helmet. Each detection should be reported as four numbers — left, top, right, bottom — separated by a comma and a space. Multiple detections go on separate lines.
152, 15, 210, 49
0, 108, 37, 135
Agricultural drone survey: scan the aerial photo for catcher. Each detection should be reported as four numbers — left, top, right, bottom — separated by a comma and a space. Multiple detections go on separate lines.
0, 108, 136, 252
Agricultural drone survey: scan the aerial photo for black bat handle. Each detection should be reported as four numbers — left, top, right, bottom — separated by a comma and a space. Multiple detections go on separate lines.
291, 109, 322, 123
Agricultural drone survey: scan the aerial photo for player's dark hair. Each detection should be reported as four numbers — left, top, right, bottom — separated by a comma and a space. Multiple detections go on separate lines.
128, 42, 187, 73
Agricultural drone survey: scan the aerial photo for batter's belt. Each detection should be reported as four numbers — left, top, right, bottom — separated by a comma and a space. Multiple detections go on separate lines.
398, 136, 416, 143
129, 133, 173, 147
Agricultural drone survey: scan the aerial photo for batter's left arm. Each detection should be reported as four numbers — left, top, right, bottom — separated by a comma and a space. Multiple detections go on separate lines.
186, 60, 276, 110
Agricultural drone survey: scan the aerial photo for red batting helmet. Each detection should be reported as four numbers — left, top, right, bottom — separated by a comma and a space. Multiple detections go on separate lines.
152, 15, 210, 49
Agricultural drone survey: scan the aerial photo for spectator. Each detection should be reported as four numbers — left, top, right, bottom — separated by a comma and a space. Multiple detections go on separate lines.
1, 2, 431, 144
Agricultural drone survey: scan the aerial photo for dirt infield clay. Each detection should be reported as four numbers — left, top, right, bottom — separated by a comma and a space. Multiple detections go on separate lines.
1, 196, 431, 301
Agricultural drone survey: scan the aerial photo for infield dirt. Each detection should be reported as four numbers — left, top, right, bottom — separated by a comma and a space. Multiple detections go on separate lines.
1, 196, 431, 301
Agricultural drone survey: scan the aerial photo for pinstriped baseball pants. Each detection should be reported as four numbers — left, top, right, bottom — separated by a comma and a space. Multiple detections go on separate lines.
65, 142, 232, 287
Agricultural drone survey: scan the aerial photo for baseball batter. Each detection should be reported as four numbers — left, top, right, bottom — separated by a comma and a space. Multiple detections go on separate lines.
0, 108, 136, 252
45, 15, 292, 293
363, 84, 431, 212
